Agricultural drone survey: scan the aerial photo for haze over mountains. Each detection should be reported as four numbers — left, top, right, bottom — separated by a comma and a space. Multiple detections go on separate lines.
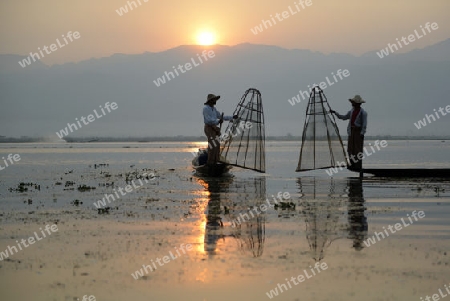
1, 39, 449, 139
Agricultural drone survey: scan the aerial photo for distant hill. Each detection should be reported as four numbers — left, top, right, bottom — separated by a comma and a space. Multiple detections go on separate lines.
1, 39, 449, 138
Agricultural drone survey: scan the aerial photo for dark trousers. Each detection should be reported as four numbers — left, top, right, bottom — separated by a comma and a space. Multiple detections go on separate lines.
204, 124, 220, 164
348, 127, 363, 170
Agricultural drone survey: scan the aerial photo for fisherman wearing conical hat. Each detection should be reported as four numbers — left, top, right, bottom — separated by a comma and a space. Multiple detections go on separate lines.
330, 95, 368, 171
203, 94, 237, 165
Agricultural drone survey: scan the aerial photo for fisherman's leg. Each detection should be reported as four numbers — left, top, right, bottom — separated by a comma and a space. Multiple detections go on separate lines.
347, 128, 359, 170
205, 126, 215, 164
349, 127, 363, 170
353, 128, 363, 170
210, 132, 220, 164
347, 135, 354, 169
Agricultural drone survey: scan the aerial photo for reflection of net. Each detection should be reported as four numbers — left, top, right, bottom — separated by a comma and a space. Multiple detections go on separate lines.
235, 216, 265, 257
296, 87, 347, 171
302, 202, 340, 261
298, 178, 346, 261
220, 88, 265, 173
227, 178, 266, 257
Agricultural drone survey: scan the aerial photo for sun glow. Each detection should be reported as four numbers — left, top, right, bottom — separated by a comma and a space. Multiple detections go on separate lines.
196, 31, 216, 45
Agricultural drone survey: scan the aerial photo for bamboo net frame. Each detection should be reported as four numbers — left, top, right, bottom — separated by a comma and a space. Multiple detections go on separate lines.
296, 86, 347, 172
219, 88, 265, 173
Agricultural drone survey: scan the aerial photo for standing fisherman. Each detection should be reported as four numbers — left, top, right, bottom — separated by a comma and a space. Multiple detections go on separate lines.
203, 94, 237, 165
330, 95, 368, 171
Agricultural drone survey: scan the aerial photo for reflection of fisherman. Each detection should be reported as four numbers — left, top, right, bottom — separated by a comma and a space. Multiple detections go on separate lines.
203, 94, 237, 165
330, 95, 367, 171
347, 180, 368, 250
204, 196, 224, 255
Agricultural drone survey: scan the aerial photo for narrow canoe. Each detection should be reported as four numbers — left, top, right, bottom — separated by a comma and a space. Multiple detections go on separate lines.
362, 168, 450, 178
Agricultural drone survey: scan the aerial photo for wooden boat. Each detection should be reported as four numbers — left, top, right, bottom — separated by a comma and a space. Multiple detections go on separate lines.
192, 149, 232, 177
361, 168, 450, 178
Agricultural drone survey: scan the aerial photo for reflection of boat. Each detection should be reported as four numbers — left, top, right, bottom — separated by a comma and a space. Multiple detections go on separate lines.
193, 88, 266, 177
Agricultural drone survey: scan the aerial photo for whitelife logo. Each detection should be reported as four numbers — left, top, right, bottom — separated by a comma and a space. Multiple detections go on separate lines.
18, 31, 81, 68
363, 210, 425, 247
0, 224, 58, 261
191, 121, 253, 157
287, 69, 350, 106
93, 172, 156, 209
131, 243, 193, 279
115, 0, 149, 16
250, 0, 313, 35
265, 262, 328, 299
376, 22, 439, 58
153, 50, 215, 87
420, 283, 450, 301
414, 105, 450, 129
0, 154, 21, 172
325, 140, 388, 176
55, 102, 118, 139
230, 191, 291, 227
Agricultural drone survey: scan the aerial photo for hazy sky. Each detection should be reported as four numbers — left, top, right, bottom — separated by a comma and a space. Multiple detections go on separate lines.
1, 0, 449, 65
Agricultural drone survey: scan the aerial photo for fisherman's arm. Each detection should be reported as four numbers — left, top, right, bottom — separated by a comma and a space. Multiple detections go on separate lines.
330, 110, 350, 120
360, 111, 368, 136
219, 112, 239, 122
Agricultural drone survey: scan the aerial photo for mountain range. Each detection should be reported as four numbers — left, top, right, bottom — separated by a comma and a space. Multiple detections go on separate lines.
1, 39, 449, 139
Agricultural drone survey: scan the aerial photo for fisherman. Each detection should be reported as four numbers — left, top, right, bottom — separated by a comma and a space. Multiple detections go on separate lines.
203, 94, 237, 165
330, 95, 368, 171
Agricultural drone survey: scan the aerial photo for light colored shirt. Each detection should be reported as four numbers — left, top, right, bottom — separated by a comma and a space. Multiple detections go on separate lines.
335, 108, 368, 135
203, 105, 232, 125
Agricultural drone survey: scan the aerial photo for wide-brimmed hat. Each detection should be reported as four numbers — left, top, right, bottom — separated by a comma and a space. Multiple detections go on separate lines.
205, 94, 220, 105
349, 95, 365, 104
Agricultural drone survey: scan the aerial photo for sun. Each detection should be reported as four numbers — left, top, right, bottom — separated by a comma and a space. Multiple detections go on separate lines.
196, 31, 216, 46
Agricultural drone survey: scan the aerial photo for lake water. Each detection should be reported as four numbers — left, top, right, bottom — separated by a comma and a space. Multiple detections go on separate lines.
0, 140, 449, 301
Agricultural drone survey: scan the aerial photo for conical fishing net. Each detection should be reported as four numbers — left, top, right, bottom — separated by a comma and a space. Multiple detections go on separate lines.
219, 88, 265, 173
296, 87, 347, 171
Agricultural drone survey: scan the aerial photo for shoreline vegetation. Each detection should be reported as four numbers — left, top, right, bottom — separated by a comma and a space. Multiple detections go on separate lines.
0, 135, 449, 143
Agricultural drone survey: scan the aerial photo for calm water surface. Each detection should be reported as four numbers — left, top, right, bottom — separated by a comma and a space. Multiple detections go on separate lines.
0, 140, 449, 301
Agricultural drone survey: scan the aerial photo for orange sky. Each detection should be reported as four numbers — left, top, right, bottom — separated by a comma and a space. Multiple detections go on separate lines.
0, 0, 448, 65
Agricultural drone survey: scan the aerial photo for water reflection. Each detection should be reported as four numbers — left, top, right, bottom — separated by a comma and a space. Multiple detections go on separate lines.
195, 176, 266, 257
195, 177, 367, 261
295, 178, 368, 261
227, 178, 266, 258
347, 179, 368, 251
